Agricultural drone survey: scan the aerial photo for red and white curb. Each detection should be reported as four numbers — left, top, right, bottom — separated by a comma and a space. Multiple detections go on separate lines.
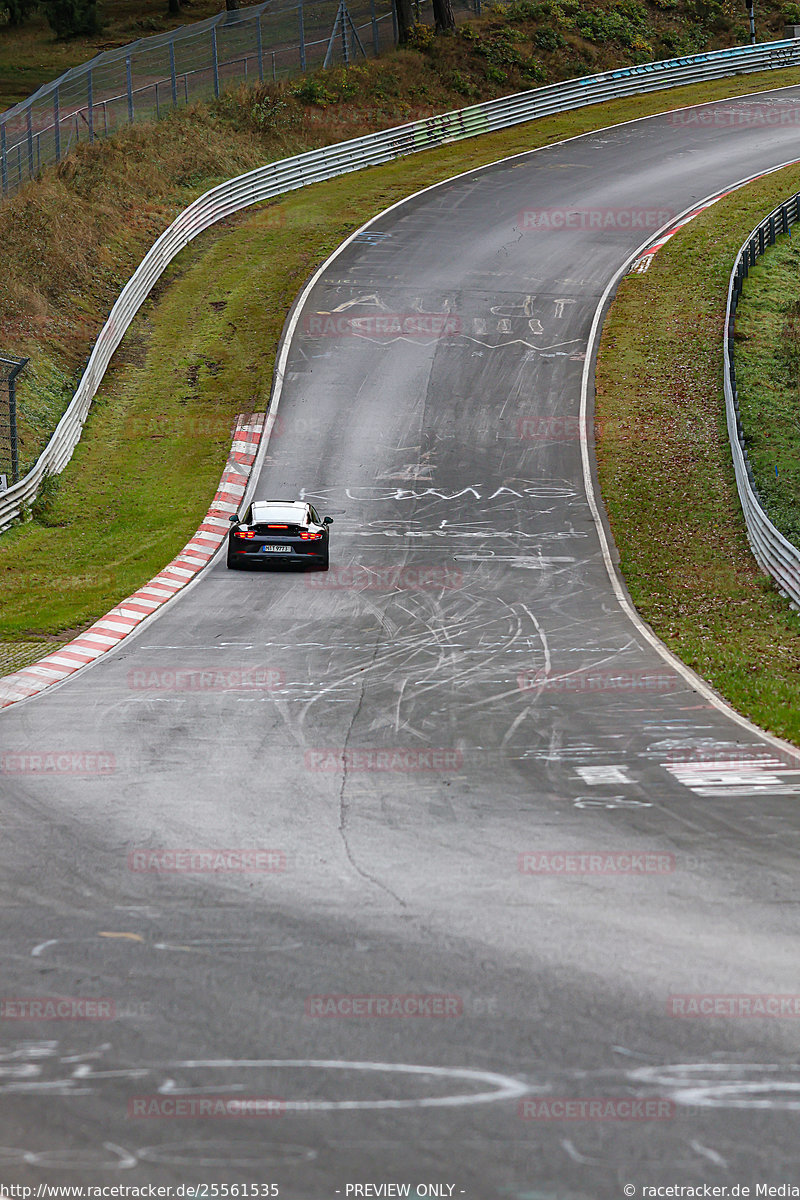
628, 180, 770, 273
0, 412, 266, 710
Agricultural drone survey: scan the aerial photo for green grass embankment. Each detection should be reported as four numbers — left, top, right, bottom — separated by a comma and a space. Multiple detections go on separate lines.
595, 166, 800, 745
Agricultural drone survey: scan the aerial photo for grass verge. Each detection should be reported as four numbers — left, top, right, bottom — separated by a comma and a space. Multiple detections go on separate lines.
733, 228, 800, 544
595, 163, 800, 746
4, 66, 800, 652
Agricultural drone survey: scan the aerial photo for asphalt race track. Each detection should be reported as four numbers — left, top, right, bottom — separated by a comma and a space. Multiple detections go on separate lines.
4, 86, 800, 1196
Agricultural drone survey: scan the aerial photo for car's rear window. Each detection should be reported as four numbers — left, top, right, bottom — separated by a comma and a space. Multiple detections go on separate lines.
250, 504, 307, 525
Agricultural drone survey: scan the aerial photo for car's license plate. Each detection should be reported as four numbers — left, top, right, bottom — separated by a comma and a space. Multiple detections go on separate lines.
261, 544, 289, 553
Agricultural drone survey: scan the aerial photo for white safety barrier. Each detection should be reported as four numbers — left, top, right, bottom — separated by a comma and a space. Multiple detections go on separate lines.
3, 36, 800, 530
724, 195, 800, 607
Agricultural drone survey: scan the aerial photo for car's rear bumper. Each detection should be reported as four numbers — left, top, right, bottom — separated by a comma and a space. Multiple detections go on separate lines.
228, 545, 326, 566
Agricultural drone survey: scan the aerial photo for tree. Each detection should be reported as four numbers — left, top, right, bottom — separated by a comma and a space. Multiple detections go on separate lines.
432, 0, 455, 33
394, 0, 414, 43
167, 0, 182, 14
225, 0, 240, 8
41, 0, 102, 38
4, 0, 37, 25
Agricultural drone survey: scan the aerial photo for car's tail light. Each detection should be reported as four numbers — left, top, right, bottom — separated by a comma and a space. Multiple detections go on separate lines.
267, 524, 288, 529
234, 531, 255, 539
299, 531, 323, 540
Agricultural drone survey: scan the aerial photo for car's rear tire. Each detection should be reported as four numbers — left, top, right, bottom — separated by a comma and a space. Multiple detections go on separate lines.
318, 555, 329, 571
227, 550, 242, 570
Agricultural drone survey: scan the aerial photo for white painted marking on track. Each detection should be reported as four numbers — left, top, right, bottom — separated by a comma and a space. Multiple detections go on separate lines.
664, 759, 800, 796
156, 1059, 528, 1112
574, 796, 651, 809
629, 1063, 800, 1111
575, 765, 633, 785
690, 1140, 728, 1167
31, 940, 59, 958
137, 1140, 317, 1167
560, 1138, 600, 1165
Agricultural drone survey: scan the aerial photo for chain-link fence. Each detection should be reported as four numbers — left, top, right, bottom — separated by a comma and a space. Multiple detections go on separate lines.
0, 0, 479, 200
0, 355, 27, 490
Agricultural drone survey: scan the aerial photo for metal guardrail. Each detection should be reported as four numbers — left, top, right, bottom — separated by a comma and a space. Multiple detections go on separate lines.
3, 36, 800, 530
724, 194, 800, 608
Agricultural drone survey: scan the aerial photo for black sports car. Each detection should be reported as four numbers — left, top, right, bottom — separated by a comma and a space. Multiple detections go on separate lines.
227, 500, 332, 570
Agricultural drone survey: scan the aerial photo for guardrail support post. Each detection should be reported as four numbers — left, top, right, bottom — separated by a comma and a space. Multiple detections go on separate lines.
26, 107, 34, 176
256, 14, 264, 82
126, 56, 134, 122
0, 123, 7, 197
1, 357, 28, 486
87, 70, 94, 143
170, 42, 178, 107
211, 26, 220, 98
54, 86, 61, 163
370, 0, 380, 54
299, 0, 307, 71
9, 372, 18, 484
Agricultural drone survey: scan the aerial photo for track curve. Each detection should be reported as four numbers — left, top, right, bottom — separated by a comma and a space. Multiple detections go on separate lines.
4, 87, 800, 1193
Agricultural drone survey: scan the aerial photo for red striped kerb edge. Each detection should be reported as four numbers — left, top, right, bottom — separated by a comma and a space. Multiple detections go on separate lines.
0, 412, 266, 710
